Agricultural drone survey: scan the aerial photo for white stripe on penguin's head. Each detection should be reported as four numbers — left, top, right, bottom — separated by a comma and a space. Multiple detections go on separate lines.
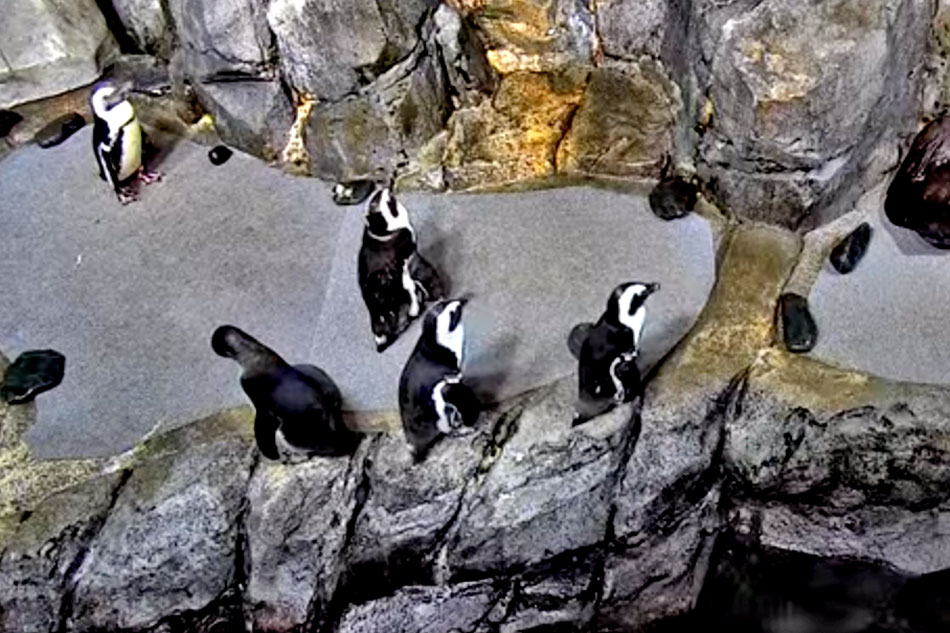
616, 283, 658, 348
365, 187, 413, 236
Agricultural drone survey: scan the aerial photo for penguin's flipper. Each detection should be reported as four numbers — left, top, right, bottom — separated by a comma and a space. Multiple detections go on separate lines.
615, 357, 641, 403
294, 364, 343, 414
568, 323, 593, 359
411, 255, 446, 302
254, 410, 281, 460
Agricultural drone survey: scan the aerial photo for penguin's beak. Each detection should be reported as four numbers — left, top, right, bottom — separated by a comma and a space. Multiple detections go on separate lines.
646, 282, 660, 295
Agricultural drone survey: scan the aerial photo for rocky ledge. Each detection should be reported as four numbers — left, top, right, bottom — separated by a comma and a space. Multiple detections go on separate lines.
2, 222, 950, 633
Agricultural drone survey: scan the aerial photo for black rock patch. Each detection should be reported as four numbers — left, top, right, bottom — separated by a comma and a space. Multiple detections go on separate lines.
829, 222, 872, 274
778, 293, 818, 354
649, 176, 698, 221
0, 109, 23, 138
208, 145, 233, 165
1, 349, 66, 404
35, 113, 86, 149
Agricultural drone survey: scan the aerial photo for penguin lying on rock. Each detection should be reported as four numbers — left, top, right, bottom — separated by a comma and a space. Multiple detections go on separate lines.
358, 187, 445, 352
212, 325, 361, 461
90, 80, 161, 204
399, 298, 480, 462
568, 282, 660, 425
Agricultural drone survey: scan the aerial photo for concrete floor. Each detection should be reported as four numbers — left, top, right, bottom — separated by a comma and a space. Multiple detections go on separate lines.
0, 128, 715, 458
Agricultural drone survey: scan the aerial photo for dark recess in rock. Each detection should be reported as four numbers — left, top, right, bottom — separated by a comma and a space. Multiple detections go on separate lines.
1, 349, 66, 404
332, 180, 377, 206
0, 109, 23, 138
778, 293, 817, 353
649, 175, 698, 220
34, 113, 86, 148
208, 145, 233, 165
893, 568, 950, 633
829, 222, 872, 274
885, 116, 950, 248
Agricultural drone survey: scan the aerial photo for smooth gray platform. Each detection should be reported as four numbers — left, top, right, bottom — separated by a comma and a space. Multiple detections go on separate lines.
810, 201, 950, 385
0, 128, 715, 458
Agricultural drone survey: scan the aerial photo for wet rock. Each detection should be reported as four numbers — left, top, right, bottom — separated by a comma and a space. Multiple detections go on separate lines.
0, 472, 126, 633
829, 222, 872, 274
332, 180, 377, 205
443, 68, 587, 189
0, 110, 23, 138
34, 113, 86, 149
695, 0, 930, 228
0, 0, 118, 108
267, 0, 432, 102
193, 80, 293, 162
71, 416, 256, 631
245, 449, 367, 631
556, 63, 674, 179
1, 350, 65, 404
778, 293, 817, 353
208, 145, 233, 165
308, 47, 446, 182
112, 0, 175, 58
649, 175, 699, 221
167, 0, 274, 79
885, 116, 950, 248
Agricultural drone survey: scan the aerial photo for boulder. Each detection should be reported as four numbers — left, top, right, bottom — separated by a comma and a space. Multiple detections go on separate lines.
595, 0, 673, 60
112, 0, 175, 58
307, 47, 446, 181
193, 79, 293, 162
166, 0, 274, 80
556, 62, 675, 179
694, 0, 930, 228
267, 0, 433, 102
0, 0, 118, 109
70, 415, 256, 631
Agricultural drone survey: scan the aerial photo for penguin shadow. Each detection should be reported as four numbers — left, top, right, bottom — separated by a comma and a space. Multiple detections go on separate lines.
463, 331, 521, 407
142, 129, 181, 173
418, 221, 460, 297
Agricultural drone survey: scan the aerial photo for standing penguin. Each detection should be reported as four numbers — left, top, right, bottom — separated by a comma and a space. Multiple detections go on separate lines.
212, 325, 360, 461
358, 187, 445, 352
568, 282, 660, 425
399, 298, 479, 462
90, 80, 160, 204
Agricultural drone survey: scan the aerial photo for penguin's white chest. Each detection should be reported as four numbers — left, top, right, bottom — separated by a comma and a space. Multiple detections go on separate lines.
117, 118, 143, 181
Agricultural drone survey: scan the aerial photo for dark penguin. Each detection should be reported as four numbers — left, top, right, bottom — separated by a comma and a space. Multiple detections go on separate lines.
399, 298, 479, 462
90, 80, 161, 204
568, 282, 660, 425
211, 325, 360, 461
358, 187, 445, 352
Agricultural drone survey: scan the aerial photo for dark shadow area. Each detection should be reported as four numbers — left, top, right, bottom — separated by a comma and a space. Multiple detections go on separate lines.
93, 0, 142, 55
464, 331, 520, 405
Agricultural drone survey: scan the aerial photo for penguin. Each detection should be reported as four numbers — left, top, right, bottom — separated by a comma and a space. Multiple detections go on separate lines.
399, 298, 479, 462
90, 80, 161, 205
568, 281, 660, 425
211, 325, 360, 461
358, 187, 445, 352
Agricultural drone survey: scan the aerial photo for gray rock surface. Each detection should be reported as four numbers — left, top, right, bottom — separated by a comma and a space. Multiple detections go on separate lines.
70, 419, 255, 630
596, 0, 671, 60
693, 0, 929, 228
0, 0, 118, 109
167, 0, 274, 80
112, 0, 175, 58
0, 127, 714, 460
193, 79, 293, 161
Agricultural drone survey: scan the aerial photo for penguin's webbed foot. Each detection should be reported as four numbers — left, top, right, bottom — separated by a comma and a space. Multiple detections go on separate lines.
139, 167, 163, 185
117, 187, 139, 205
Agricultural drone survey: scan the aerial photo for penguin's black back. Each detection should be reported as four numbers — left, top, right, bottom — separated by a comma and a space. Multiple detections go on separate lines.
579, 318, 636, 400
399, 341, 456, 455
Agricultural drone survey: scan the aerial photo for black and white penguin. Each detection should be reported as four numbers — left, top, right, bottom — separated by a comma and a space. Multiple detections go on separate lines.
358, 187, 445, 352
568, 281, 660, 425
399, 298, 479, 462
211, 325, 360, 461
90, 80, 160, 204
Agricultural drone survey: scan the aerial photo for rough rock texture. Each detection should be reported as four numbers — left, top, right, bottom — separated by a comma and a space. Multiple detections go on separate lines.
112, 0, 175, 58
694, 0, 930, 229
192, 79, 293, 162
70, 414, 256, 631
166, 0, 275, 80
0, 0, 118, 109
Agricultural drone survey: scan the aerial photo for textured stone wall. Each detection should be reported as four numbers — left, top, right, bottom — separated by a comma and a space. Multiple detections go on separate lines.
6, 0, 914, 228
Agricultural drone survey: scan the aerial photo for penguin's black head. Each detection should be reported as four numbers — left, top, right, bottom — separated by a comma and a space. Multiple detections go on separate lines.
364, 187, 413, 238
211, 325, 257, 359
605, 282, 660, 331
423, 297, 468, 363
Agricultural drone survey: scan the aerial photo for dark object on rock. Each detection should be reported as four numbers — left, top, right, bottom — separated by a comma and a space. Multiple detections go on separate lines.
1, 350, 66, 404
778, 293, 818, 353
208, 145, 232, 165
0, 110, 23, 138
885, 116, 950, 248
829, 222, 873, 274
649, 176, 698, 221
893, 568, 950, 633
35, 113, 86, 148
332, 180, 376, 206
